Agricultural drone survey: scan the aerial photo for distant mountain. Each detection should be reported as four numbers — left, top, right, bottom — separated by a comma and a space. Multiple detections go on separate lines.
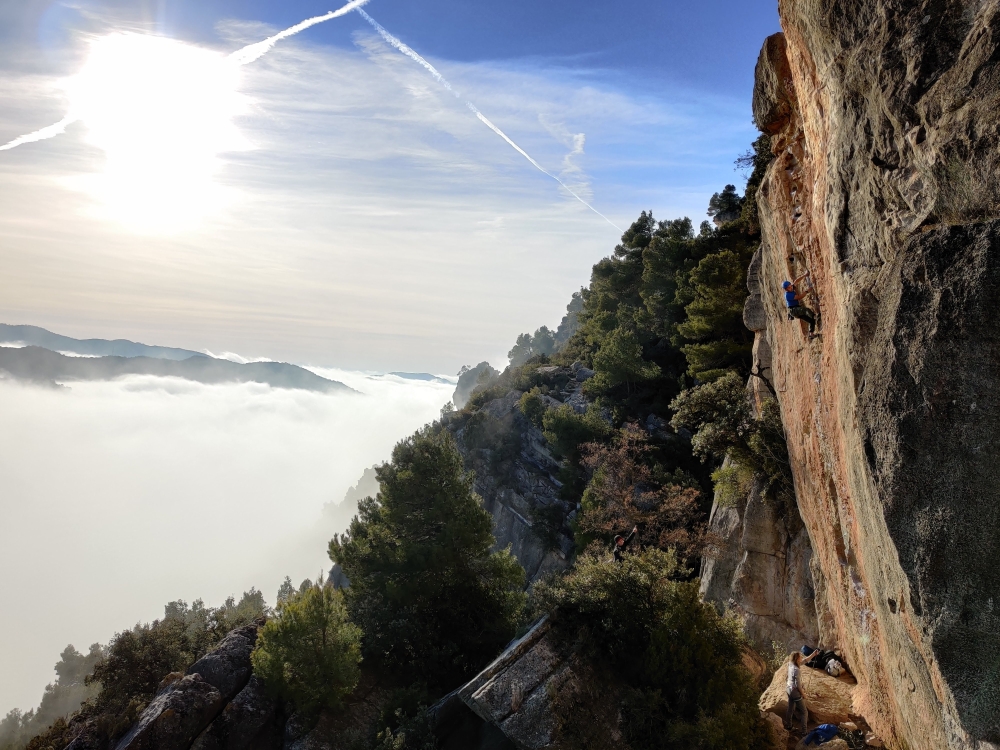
388, 372, 452, 384
0, 346, 355, 394
0, 324, 205, 360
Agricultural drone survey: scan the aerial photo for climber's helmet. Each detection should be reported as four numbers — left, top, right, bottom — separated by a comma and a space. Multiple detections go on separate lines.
614, 535, 624, 547
782, 280, 793, 290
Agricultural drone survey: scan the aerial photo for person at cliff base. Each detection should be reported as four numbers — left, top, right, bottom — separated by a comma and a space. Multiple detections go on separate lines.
783, 276, 817, 336
785, 650, 815, 731
613, 525, 638, 562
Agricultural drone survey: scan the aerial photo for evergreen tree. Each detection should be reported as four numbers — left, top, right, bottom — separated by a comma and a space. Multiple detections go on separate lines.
251, 584, 361, 716
706, 184, 743, 224
329, 429, 525, 691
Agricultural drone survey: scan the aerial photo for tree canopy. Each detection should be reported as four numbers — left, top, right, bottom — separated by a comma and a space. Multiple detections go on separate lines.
329, 428, 525, 691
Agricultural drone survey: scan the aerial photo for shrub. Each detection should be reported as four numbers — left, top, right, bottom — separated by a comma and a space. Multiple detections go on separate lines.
670, 373, 792, 506
542, 404, 611, 462
533, 550, 768, 750
577, 424, 706, 564
586, 328, 661, 396
517, 389, 546, 429
329, 429, 525, 691
251, 584, 361, 716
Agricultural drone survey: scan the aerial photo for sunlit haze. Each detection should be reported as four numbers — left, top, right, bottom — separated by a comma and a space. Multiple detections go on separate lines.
66, 33, 249, 230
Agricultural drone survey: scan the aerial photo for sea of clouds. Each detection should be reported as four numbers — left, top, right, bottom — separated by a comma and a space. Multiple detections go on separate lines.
0, 368, 453, 716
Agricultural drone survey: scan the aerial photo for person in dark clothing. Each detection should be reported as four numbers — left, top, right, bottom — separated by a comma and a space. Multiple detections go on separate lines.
613, 526, 638, 562
782, 275, 817, 335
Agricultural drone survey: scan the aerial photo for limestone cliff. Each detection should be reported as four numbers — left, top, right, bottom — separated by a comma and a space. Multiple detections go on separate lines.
751, 3, 1000, 748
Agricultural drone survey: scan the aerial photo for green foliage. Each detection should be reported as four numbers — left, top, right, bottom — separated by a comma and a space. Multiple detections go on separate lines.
670, 373, 792, 506
711, 462, 754, 509
735, 135, 774, 235
453, 362, 499, 409
369, 688, 438, 750
371, 713, 438, 750
508, 326, 556, 367
587, 328, 662, 395
251, 584, 361, 716
329, 429, 525, 691
707, 184, 744, 223
541, 404, 611, 462
517, 389, 546, 429
676, 249, 754, 381
553, 291, 584, 349
533, 550, 768, 750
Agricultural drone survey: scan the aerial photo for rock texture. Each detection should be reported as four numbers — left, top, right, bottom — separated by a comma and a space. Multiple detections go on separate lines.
758, 661, 857, 727
456, 618, 618, 750
186, 625, 259, 703
110, 624, 265, 750
446, 366, 600, 581
189, 677, 278, 750
753, 3, 1000, 747
701, 253, 822, 656
114, 674, 225, 750
700, 459, 821, 655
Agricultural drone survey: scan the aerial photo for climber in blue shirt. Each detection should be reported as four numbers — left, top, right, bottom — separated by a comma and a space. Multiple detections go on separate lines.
782, 274, 817, 336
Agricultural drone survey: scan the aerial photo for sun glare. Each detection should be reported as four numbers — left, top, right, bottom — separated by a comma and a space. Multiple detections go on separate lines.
66, 33, 250, 232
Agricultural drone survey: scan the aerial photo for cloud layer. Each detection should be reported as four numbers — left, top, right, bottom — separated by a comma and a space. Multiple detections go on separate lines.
0, 370, 451, 716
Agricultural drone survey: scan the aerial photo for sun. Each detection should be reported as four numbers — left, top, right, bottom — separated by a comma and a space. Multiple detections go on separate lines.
66, 33, 251, 232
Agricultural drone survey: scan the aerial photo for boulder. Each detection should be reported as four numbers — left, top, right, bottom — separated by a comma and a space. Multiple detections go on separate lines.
760, 711, 788, 749
189, 676, 278, 750
186, 624, 258, 702
114, 673, 224, 750
759, 661, 855, 726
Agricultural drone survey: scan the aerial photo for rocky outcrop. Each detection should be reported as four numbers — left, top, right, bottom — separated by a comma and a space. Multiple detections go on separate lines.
758, 661, 856, 727
701, 461, 821, 655
454, 618, 618, 750
189, 677, 278, 750
186, 625, 259, 703
112, 624, 267, 750
114, 674, 225, 750
751, 3, 1000, 747
445, 365, 600, 581
701, 251, 822, 655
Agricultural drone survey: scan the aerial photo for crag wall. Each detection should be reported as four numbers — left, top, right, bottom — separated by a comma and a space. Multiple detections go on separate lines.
752, 1, 1000, 747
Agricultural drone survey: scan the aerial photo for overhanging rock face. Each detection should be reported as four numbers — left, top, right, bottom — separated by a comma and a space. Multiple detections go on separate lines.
756, 2, 1000, 747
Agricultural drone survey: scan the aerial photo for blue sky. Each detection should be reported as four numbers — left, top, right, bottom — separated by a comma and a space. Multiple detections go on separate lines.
0, 0, 780, 371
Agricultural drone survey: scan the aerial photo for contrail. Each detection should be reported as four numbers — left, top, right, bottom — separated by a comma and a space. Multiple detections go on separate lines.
357, 8, 621, 232
0, 0, 371, 152
229, 0, 371, 65
0, 114, 79, 152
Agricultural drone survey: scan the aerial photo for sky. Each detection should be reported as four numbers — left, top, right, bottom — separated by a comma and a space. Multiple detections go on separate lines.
0, 0, 781, 718
0, 0, 780, 373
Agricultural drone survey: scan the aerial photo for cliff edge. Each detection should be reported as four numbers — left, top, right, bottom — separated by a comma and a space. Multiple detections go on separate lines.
754, 3, 1000, 748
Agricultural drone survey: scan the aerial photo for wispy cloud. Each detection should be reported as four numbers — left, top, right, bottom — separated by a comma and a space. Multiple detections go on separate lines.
0, 15, 755, 372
